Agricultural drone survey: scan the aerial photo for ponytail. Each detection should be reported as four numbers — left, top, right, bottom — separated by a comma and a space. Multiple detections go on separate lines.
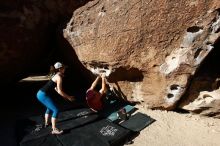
48, 65, 57, 78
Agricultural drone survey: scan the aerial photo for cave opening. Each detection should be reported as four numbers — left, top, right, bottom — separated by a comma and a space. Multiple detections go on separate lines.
192, 38, 220, 91
1, 24, 93, 118
0, 17, 93, 123
0, 1, 95, 146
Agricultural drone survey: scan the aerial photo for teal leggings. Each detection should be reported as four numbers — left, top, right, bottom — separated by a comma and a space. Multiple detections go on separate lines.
36, 90, 59, 118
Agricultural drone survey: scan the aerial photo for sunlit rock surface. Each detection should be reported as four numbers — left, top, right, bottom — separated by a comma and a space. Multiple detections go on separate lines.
64, 0, 220, 109
182, 87, 220, 118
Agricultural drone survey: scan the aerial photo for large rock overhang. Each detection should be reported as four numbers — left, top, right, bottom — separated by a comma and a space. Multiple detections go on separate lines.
63, 0, 220, 109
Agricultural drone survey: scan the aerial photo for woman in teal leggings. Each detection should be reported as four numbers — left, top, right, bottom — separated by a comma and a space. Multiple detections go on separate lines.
36, 62, 74, 134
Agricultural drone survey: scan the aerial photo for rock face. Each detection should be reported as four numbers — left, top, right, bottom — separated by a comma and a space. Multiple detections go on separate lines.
179, 41, 220, 117
64, 0, 220, 109
183, 88, 220, 118
0, 0, 91, 85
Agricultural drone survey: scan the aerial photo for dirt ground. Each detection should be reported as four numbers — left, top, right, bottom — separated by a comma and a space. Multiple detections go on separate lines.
129, 104, 220, 146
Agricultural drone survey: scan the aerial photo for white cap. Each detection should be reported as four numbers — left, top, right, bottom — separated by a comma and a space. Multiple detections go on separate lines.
54, 62, 63, 69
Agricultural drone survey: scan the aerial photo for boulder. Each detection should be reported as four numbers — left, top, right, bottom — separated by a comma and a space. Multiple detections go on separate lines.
63, 0, 220, 109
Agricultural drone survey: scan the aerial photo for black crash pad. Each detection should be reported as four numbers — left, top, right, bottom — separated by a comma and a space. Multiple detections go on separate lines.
57, 108, 94, 122
120, 112, 155, 132
57, 119, 131, 146
18, 108, 152, 146
19, 119, 132, 146
18, 108, 99, 144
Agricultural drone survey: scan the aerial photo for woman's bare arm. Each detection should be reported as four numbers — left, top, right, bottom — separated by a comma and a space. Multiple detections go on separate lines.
99, 74, 107, 94
54, 74, 74, 101
89, 76, 101, 90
